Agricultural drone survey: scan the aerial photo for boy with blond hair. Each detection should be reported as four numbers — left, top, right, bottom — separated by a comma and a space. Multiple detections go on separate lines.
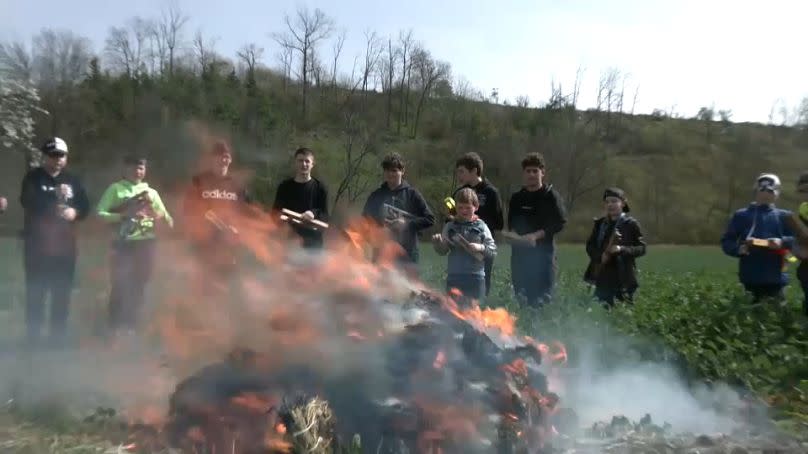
432, 187, 497, 304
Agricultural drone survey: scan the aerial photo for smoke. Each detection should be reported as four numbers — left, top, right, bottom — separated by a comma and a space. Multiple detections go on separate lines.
534, 306, 763, 437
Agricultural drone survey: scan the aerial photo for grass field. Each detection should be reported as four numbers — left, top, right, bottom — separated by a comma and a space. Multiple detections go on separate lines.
0, 239, 743, 340
1, 235, 807, 440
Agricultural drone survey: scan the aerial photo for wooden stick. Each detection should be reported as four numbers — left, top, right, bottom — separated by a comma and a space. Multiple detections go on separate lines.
500, 231, 535, 246
280, 208, 329, 230
204, 210, 239, 235
452, 235, 484, 261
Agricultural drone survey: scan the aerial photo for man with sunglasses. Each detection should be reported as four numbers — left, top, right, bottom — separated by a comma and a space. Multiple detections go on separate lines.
505, 152, 567, 308
721, 173, 796, 302
19, 137, 90, 347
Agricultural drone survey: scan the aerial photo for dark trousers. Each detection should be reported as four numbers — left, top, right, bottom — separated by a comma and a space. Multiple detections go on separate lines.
743, 283, 785, 303
483, 256, 495, 296
23, 244, 76, 345
446, 274, 486, 306
797, 262, 808, 315
511, 246, 556, 307
109, 239, 157, 331
595, 286, 635, 308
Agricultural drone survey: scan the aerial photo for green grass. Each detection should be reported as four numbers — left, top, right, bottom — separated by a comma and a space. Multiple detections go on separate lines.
1, 236, 807, 437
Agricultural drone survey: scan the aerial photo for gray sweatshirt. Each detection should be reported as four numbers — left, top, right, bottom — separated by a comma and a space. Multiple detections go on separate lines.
436, 217, 497, 276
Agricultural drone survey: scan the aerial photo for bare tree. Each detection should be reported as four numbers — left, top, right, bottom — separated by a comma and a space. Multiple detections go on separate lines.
104, 26, 133, 76
0, 42, 33, 81
410, 46, 450, 138
193, 29, 218, 76
360, 30, 383, 103
272, 6, 334, 120
236, 43, 264, 75
157, 0, 188, 76
630, 84, 640, 115
334, 111, 377, 205
516, 95, 530, 108
30, 29, 92, 87
105, 18, 150, 78
382, 37, 398, 127
396, 29, 414, 134
330, 29, 346, 92
276, 44, 294, 93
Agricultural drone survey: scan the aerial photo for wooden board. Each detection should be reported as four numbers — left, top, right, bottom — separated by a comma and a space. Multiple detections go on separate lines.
500, 231, 535, 246
280, 208, 329, 231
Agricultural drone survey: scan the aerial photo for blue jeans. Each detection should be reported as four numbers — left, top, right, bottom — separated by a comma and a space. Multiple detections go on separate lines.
446, 274, 485, 306
511, 245, 556, 307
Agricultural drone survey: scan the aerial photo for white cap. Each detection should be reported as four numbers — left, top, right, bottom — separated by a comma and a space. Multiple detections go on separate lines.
755, 173, 781, 194
41, 137, 69, 154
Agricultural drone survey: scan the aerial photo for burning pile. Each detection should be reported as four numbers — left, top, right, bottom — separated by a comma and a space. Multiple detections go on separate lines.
148, 289, 568, 454
118, 210, 569, 453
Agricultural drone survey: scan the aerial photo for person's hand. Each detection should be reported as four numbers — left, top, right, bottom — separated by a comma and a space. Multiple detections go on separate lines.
61, 207, 77, 221
59, 184, 73, 200
302, 210, 315, 221
738, 244, 750, 256
768, 238, 783, 249
431, 233, 444, 244
0, 196, 7, 212
469, 242, 485, 253
522, 230, 546, 244
608, 244, 622, 254
386, 217, 407, 231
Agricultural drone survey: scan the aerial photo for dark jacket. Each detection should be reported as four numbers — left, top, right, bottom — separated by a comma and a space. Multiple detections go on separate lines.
507, 184, 566, 251
19, 167, 90, 257
272, 177, 329, 248
453, 178, 504, 232
584, 214, 646, 289
720, 203, 795, 286
362, 180, 435, 262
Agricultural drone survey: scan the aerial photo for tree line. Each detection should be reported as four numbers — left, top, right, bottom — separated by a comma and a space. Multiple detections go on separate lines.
1, 1, 808, 244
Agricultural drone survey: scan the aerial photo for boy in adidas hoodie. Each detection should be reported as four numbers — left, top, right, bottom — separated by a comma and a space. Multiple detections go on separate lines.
96, 156, 173, 333
432, 188, 496, 304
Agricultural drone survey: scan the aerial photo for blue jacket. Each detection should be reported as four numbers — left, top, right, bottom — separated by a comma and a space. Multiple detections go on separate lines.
438, 217, 497, 277
720, 203, 795, 286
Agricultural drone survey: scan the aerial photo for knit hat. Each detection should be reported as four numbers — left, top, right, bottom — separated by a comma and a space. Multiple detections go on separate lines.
603, 187, 630, 213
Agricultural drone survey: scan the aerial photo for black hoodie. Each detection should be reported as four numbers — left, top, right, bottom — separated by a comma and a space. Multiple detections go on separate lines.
507, 184, 567, 248
362, 180, 435, 262
19, 166, 90, 257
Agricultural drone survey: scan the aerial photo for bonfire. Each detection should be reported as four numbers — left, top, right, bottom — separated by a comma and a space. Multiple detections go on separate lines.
93, 204, 572, 454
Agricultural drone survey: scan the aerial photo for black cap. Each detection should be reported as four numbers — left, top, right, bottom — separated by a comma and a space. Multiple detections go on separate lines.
603, 187, 630, 213
798, 171, 808, 187
40, 137, 69, 155
123, 155, 147, 166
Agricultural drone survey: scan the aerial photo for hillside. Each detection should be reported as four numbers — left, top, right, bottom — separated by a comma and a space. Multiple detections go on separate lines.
2, 25, 807, 244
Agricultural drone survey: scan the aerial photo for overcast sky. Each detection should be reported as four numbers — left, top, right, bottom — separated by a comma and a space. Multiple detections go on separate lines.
2, 0, 806, 123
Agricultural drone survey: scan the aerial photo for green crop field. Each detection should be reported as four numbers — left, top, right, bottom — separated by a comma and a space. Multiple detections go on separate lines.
0, 236, 807, 449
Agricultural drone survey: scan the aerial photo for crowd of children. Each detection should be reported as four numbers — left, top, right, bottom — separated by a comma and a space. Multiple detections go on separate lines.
4, 136, 807, 348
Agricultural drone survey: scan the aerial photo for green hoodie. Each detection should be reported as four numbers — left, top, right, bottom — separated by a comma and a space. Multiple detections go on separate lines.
96, 179, 173, 241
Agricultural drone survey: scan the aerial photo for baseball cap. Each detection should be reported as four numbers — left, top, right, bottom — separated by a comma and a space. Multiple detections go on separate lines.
41, 137, 69, 155
603, 187, 631, 213
755, 173, 781, 194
